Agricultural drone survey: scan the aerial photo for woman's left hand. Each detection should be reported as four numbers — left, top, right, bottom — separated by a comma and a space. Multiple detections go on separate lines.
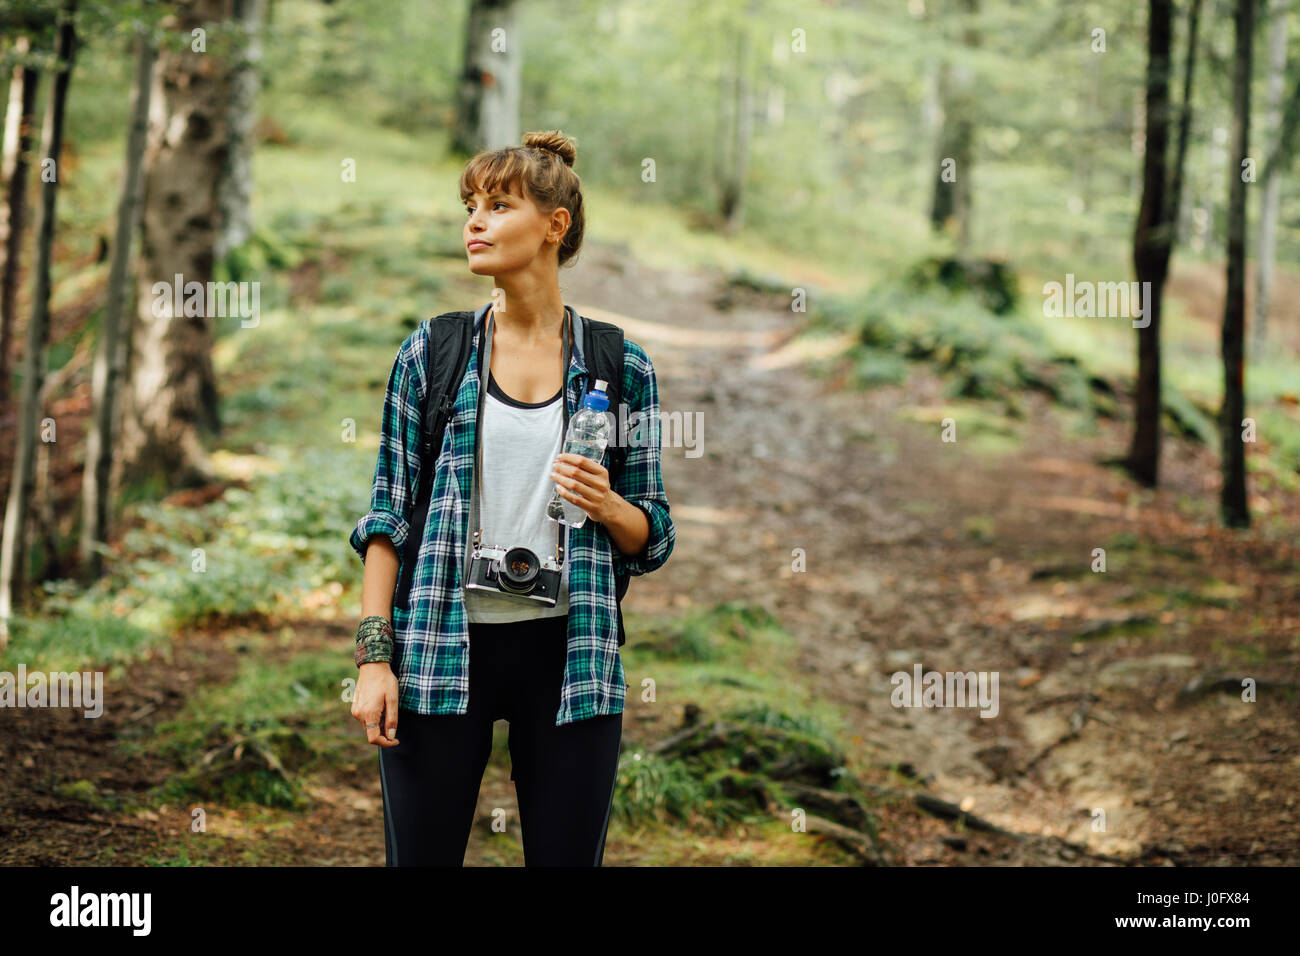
551, 453, 616, 523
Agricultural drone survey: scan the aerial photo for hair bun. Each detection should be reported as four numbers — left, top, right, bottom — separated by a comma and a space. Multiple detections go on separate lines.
523, 130, 577, 167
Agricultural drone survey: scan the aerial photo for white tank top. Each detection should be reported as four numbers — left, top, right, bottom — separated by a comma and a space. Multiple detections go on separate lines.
464, 371, 571, 623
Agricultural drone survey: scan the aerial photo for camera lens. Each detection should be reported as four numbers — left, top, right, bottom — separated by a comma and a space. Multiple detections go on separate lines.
498, 547, 541, 593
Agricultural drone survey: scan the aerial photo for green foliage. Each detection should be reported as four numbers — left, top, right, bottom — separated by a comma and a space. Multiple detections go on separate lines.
852, 348, 909, 388
724, 702, 835, 740
54, 778, 128, 812
148, 648, 350, 810
155, 647, 349, 752
818, 263, 1292, 475
216, 226, 305, 283
625, 705, 864, 831
613, 750, 709, 825
905, 256, 1021, 315
630, 600, 786, 661
0, 600, 163, 675
1161, 386, 1218, 447
45, 444, 362, 640
829, 270, 1091, 425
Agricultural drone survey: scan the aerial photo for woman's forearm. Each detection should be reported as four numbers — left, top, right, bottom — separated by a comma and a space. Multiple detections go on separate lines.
361, 536, 401, 622
599, 492, 650, 557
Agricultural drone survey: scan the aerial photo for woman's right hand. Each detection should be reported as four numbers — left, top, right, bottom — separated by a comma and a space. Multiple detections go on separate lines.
352, 661, 400, 746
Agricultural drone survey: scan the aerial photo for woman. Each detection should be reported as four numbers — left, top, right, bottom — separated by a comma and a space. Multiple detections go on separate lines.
347, 130, 675, 866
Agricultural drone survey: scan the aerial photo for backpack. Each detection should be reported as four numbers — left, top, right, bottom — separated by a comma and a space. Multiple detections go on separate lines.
393, 307, 633, 646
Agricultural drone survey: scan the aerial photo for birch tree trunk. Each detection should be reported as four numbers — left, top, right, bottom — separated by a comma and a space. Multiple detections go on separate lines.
0, 0, 78, 649
0, 35, 40, 411
118, 0, 235, 495
451, 0, 521, 153
214, 0, 265, 263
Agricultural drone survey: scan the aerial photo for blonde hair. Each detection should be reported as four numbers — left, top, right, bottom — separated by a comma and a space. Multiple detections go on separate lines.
458, 130, 585, 267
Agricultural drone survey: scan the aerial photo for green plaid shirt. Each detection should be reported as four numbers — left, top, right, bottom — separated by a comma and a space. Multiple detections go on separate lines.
349, 304, 675, 726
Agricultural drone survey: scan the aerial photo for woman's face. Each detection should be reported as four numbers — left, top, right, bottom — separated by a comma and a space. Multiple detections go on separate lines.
463, 182, 561, 279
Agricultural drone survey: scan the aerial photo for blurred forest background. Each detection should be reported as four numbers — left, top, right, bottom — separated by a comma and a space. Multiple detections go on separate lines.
0, 0, 1296, 866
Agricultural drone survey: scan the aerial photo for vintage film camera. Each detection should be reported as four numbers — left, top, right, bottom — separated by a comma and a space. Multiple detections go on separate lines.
465, 537, 563, 606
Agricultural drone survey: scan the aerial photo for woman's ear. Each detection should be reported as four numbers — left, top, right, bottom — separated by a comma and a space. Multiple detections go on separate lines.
549, 207, 571, 245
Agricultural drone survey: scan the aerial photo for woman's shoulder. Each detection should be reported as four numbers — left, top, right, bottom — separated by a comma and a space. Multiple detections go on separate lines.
619, 336, 657, 393
395, 309, 479, 400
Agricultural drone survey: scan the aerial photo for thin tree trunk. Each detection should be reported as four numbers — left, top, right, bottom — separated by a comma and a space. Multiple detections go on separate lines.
929, 0, 978, 253
1220, 0, 1252, 528
721, 21, 752, 235
1126, 0, 1174, 488
81, 21, 156, 579
0, 37, 40, 411
1166, 0, 1201, 240
0, 0, 78, 648
1252, 0, 1288, 353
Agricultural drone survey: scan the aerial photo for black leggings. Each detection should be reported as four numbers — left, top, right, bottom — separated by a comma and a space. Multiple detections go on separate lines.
378, 613, 623, 866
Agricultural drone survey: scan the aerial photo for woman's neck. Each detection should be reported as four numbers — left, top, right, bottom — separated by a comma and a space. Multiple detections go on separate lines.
490, 301, 568, 349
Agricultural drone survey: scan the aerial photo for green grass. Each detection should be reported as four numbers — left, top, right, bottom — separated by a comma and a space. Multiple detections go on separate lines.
614, 602, 870, 835
145, 646, 352, 811
0, 603, 164, 676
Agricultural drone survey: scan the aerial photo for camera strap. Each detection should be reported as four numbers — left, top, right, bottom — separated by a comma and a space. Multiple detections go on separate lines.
470, 303, 572, 569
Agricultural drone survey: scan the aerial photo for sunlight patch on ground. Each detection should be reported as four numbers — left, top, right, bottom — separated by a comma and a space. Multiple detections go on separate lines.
672, 504, 750, 524
579, 304, 784, 348
209, 449, 287, 483
749, 331, 857, 371
1028, 494, 1125, 518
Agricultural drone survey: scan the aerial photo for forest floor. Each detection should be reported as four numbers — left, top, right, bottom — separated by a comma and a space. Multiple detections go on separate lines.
2, 238, 1297, 866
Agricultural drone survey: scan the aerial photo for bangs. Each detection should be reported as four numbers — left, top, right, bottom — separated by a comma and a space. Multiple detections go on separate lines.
458, 152, 531, 203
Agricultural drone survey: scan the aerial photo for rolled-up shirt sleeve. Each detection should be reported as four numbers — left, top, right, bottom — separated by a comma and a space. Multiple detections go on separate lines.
349, 337, 422, 564
611, 342, 675, 577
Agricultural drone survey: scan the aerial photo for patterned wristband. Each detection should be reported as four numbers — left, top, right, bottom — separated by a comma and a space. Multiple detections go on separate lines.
355, 638, 393, 667
355, 615, 395, 667
357, 615, 395, 640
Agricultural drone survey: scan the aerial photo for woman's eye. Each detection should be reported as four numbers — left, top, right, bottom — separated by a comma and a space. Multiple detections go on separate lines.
465, 202, 507, 215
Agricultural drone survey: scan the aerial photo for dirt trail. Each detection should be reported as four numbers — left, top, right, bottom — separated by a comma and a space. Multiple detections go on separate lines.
569, 240, 1300, 865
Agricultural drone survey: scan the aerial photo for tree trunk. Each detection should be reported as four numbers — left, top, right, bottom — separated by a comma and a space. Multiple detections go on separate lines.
1169, 0, 1203, 265
451, 0, 521, 154
1126, 0, 1174, 487
214, 0, 265, 264
0, 36, 40, 411
0, 0, 78, 648
1252, 0, 1288, 354
118, 0, 235, 496
929, 0, 978, 254
1166, 0, 1201, 241
81, 21, 157, 579
721, 20, 753, 235
1220, 0, 1252, 529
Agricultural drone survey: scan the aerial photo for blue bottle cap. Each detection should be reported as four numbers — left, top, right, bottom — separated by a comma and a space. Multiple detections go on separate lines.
583, 379, 609, 411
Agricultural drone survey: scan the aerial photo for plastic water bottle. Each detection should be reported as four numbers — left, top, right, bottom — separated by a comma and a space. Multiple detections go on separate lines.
547, 379, 612, 529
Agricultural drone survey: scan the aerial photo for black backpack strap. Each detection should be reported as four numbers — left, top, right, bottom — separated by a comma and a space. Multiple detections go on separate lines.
581, 315, 628, 489
394, 311, 475, 612
580, 314, 631, 646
